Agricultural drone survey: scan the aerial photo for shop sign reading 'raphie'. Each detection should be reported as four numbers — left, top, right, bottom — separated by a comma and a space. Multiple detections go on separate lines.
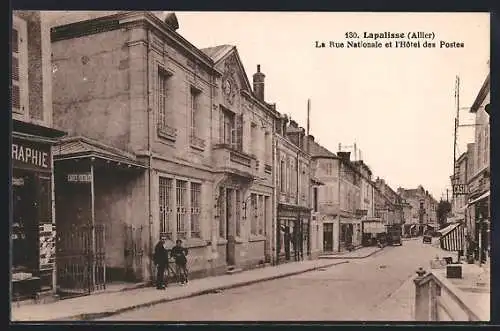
12, 140, 51, 170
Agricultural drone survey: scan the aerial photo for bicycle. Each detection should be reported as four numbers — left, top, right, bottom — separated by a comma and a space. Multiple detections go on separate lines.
165, 258, 189, 285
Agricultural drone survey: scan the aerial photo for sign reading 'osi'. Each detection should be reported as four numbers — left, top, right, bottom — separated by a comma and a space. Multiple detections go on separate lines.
453, 184, 470, 195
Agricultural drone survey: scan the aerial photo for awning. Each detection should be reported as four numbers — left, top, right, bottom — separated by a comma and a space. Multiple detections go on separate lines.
437, 223, 461, 237
439, 223, 465, 252
53, 136, 146, 168
468, 190, 490, 206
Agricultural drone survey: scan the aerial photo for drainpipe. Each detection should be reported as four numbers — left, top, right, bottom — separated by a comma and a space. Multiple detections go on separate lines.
272, 132, 277, 265
146, 29, 154, 282
337, 157, 341, 252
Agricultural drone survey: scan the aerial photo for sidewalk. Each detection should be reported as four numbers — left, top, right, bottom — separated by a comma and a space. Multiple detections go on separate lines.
11, 259, 348, 322
319, 245, 384, 259
368, 274, 416, 321
368, 245, 490, 321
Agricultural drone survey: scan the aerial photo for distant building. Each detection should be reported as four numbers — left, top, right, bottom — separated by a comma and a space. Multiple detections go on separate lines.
308, 137, 339, 252
398, 186, 438, 235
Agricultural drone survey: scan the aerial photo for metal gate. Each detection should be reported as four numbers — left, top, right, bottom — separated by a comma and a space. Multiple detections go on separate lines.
56, 223, 106, 297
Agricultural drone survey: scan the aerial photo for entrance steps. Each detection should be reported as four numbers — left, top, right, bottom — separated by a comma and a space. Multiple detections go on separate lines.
226, 266, 243, 275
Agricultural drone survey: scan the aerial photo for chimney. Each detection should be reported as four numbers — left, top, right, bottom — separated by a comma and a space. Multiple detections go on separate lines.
338, 152, 351, 161
253, 65, 265, 101
281, 114, 289, 135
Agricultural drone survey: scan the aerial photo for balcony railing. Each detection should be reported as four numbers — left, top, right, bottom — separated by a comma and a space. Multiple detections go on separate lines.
157, 123, 177, 141
230, 150, 252, 167
190, 135, 206, 151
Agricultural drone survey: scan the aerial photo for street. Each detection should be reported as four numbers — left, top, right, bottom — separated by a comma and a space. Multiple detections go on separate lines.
100, 239, 444, 321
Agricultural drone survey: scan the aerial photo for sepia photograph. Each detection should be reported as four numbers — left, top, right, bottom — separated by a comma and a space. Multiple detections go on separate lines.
10, 10, 490, 323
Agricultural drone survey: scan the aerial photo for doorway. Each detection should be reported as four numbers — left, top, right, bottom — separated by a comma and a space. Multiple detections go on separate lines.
323, 223, 333, 252
225, 188, 235, 266
12, 171, 38, 274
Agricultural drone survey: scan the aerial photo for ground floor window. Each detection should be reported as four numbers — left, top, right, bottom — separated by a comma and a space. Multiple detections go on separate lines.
159, 176, 203, 240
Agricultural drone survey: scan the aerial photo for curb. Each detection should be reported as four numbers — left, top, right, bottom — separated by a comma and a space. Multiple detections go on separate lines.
318, 246, 386, 260
48, 260, 349, 321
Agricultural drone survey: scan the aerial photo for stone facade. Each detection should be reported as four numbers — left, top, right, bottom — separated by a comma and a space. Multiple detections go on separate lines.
48, 11, 280, 285
275, 118, 312, 263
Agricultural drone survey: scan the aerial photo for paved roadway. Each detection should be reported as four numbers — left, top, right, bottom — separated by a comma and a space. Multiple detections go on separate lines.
100, 239, 444, 321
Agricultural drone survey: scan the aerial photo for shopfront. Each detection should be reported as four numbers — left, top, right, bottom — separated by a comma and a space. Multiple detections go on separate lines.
11, 121, 65, 301
276, 204, 311, 263
339, 218, 361, 251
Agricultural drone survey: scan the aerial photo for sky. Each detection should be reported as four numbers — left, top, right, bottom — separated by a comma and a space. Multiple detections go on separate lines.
175, 12, 489, 200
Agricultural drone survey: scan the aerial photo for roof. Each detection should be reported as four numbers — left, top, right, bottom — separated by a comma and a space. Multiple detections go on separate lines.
53, 136, 146, 168
470, 72, 490, 113
201, 44, 234, 62
308, 139, 337, 159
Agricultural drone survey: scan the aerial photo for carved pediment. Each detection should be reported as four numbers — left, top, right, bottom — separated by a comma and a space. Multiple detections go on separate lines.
218, 50, 252, 106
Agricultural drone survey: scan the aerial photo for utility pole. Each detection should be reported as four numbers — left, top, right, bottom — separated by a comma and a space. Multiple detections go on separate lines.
452, 76, 460, 191
306, 99, 310, 154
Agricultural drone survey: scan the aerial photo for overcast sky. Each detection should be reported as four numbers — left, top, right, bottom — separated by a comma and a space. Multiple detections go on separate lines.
175, 12, 489, 200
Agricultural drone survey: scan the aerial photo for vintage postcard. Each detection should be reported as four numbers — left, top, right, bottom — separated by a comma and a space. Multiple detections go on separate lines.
10, 10, 490, 322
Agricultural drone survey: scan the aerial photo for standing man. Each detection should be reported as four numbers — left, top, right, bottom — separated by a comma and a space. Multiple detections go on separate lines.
153, 235, 169, 290
170, 239, 188, 285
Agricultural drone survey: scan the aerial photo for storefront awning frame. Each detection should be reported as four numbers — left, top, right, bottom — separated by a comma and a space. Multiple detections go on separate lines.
467, 190, 490, 206
438, 222, 465, 252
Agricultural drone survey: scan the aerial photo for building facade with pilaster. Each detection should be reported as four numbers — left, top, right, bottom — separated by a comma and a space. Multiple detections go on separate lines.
466, 72, 490, 263
48, 11, 279, 296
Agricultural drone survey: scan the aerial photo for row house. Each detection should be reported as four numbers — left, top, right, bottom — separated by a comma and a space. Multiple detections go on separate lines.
309, 141, 371, 253
353, 160, 375, 219
398, 185, 438, 235
274, 118, 312, 263
466, 72, 490, 263
374, 178, 402, 225
308, 137, 340, 252
450, 148, 472, 222
46, 11, 280, 296
11, 11, 67, 302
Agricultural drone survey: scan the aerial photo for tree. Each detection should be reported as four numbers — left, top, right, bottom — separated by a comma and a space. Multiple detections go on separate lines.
436, 199, 452, 228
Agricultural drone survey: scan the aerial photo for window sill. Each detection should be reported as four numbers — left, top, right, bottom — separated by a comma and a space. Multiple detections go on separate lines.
249, 234, 266, 242
190, 135, 206, 151
183, 237, 208, 248
217, 238, 228, 245
157, 125, 177, 142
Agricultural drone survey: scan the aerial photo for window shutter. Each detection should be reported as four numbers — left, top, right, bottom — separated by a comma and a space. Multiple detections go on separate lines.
12, 85, 20, 109
12, 28, 18, 53
219, 109, 224, 144
236, 114, 243, 151
12, 57, 19, 81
